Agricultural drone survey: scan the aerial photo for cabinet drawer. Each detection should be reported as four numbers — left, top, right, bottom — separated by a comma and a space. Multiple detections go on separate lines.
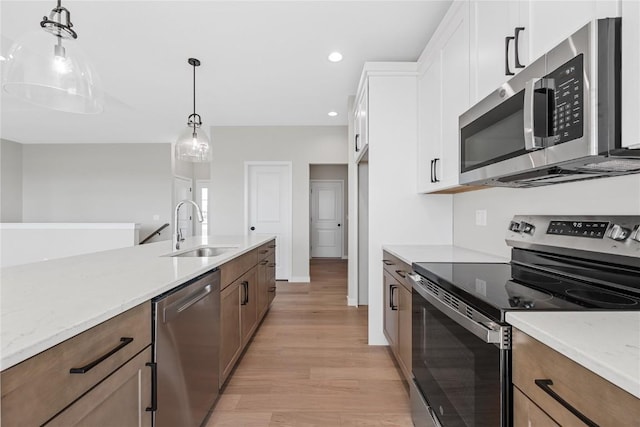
221, 249, 258, 289
513, 386, 559, 427
381, 251, 411, 291
46, 347, 152, 427
512, 329, 640, 427
257, 240, 276, 261
1, 302, 151, 426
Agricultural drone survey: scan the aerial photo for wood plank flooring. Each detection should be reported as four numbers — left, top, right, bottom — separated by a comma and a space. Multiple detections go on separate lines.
206, 259, 412, 426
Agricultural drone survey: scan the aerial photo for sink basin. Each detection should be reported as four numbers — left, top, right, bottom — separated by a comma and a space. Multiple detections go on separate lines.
169, 247, 236, 257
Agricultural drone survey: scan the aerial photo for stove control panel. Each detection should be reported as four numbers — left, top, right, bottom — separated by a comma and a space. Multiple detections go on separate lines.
506, 215, 640, 259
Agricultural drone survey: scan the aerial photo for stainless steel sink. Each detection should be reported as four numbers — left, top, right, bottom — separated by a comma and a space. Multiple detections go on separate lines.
169, 247, 236, 257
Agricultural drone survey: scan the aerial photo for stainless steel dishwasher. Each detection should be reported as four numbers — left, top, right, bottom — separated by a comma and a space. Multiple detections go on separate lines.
152, 268, 220, 427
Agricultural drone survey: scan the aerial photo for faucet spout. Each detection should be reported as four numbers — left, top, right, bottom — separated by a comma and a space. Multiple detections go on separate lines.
173, 199, 204, 251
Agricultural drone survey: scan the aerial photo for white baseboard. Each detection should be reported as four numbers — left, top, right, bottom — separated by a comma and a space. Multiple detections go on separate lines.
347, 296, 358, 306
288, 276, 310, 283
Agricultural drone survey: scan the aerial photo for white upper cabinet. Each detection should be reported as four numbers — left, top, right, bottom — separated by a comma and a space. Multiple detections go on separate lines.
470, 1, 523, 102
353, 80, 369, 164
417, 0, 470, 193
525, 1, 620, 62
470, 0, 620, 104
622, 0, 640, 148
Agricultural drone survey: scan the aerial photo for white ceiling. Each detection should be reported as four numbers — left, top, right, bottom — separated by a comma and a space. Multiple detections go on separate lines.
0, 0, 451, 144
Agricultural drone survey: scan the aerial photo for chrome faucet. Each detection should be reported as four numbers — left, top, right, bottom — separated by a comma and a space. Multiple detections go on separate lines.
173, 199, 204, 251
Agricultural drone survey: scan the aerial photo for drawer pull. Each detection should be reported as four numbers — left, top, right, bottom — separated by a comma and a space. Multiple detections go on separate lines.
268, 244, 276, 248
145, 362, 157, 412
268, 263, 276, 268
69, 337, 134, 374
395, 269, 407, 278
382, 260, 394, 266
260, 260, 269, 265
259, 250, 269, 254
534, 379, 599, 427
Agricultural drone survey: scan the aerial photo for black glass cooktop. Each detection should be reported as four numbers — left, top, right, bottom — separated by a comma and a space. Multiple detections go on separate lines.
412, 261, 640, 322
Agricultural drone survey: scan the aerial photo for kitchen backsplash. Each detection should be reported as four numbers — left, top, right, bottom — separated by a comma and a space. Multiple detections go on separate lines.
453, 174, 640, 258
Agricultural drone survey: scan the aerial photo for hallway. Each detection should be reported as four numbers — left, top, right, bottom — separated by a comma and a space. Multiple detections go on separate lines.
207, 259, 412, 426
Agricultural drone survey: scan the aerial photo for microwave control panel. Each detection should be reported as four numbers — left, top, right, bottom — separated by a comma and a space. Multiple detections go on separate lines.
550, 54, 584, 144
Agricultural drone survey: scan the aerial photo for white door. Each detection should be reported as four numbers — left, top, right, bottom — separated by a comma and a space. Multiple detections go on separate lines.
310, 180, 343, 258
247, 163, 291, 281
173, 177, 193, 239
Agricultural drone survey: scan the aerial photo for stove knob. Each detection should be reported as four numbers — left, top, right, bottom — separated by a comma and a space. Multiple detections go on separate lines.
520, 221, 535, 235
509, 221, 521, 232
631, 225, 640, 242
607, 224, 630, 241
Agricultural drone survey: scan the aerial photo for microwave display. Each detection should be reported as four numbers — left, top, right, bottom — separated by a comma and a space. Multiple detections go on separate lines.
549, 54, 584, 144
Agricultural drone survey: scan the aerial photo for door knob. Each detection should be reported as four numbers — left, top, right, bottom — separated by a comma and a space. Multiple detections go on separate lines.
250, 226, 255, 231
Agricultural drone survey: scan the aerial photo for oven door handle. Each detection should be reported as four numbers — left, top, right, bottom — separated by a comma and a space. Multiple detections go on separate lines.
408, 274, 510, 349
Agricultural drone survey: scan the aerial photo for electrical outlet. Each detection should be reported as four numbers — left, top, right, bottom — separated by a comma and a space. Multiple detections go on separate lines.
475, 210, 487, 226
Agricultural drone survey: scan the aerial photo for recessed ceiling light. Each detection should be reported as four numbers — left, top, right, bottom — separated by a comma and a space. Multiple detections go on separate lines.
328, 52, 343, 63
328, 111, 338, 117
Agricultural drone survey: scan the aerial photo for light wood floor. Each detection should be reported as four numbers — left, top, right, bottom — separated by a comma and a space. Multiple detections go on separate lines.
206, 258, 412, 427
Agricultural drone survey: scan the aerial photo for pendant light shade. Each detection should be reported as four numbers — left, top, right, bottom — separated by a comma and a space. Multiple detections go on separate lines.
2, 0, 103, 114
175, 58, 212, 163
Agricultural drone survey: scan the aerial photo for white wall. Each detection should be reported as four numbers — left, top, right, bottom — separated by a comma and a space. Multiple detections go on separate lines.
453, 174, 640, 258
310, 164, 348, 258
21, 144, 173, 239
209, 126, 348, 281
1, 139, 23, 222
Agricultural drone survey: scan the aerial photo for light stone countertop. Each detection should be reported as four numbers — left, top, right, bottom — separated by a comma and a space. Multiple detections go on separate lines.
0, 234, 273, 371
506, 311, 640, 399
382, 244, 508, 265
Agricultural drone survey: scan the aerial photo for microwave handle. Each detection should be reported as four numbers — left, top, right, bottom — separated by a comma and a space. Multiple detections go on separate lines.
523, 79, 544, 151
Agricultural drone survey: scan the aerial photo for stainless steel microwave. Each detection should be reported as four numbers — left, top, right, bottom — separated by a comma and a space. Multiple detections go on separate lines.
459, 18, 640, 187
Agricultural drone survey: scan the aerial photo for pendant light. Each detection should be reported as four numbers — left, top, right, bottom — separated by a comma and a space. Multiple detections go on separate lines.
2, 0, 103, 114
175, 58, 211, 163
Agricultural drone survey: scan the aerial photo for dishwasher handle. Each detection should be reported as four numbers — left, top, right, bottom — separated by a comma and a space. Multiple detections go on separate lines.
164, 284, 212, 323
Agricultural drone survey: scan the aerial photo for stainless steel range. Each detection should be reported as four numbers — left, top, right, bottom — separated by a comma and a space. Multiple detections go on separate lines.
408, 215, 640, 427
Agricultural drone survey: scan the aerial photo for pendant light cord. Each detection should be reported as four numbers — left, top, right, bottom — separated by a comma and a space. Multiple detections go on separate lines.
192, 62, 196, 120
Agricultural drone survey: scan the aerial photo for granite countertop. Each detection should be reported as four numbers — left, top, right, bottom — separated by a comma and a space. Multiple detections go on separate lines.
506, 311, 640, 399
0, 234, 274, 371
382, 244, 509, 265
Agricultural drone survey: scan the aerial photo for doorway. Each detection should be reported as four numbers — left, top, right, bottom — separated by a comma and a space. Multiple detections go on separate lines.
310, 180, 344, 258
245, 162, 292, 281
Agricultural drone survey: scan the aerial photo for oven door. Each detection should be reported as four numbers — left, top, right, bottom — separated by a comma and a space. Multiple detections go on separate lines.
409, 274, 511, 427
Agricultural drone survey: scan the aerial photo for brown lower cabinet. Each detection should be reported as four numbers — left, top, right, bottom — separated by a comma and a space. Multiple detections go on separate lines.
381, 250, 412, 383
512, 328, 640, 427
46, 347, 152, 427
1, 302, 152, 426
219, 239, 276, 387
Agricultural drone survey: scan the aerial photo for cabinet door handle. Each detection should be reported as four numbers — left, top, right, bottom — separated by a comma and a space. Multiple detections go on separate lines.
395, 269, 407, 279
260, 260, 268, 265
355, 134, 360, 152
69, 337, 134, 374
241, 281, 248, 305
514, 27, 525, 68
382, 260, 394, 266
145, 362, 157, 412
534, 379, 599, 427
389, 285, 398, 311
505, 36, 515, 75
433, 158, 440, 183
259, 249, 268, 254
430, 159, 435, 183
268, 263, 276, 268
267, 244, 276, 248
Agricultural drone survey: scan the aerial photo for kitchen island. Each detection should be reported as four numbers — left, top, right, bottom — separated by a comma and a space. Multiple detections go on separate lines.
0, 234, 274, 371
